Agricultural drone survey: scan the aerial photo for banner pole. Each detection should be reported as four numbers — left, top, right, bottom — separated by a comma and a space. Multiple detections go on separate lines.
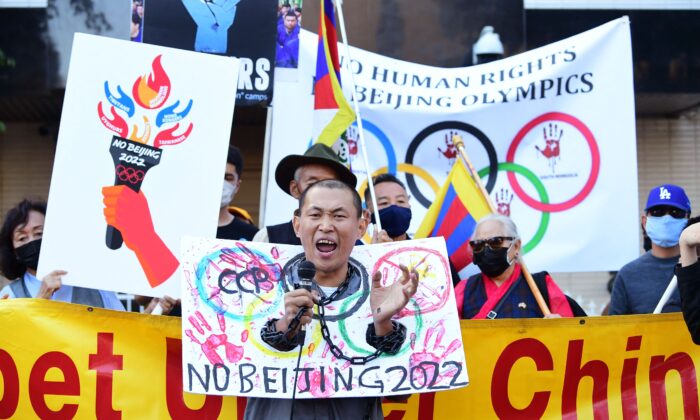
258, 107, 273, 227
653, 275, 677, 314
333, 0, 382, 233
452, 134, 552, 316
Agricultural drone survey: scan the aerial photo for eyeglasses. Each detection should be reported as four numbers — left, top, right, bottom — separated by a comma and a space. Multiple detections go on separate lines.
647, 206, 688, 219
469, 236, 515, 253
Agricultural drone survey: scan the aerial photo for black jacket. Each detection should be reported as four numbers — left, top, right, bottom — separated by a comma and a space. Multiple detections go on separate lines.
677, 261, 700, 344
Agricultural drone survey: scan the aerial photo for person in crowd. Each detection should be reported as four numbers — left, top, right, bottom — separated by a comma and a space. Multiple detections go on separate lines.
245, 179, 419, 419
678, 217, 700, 344
253, 143, 357, 244
454, 214, 584, 319
609, 184, 691, 315
364, 173, 462, 286
276, 10, 300, 68
0, 199, 124, 310
218, 145, 258, 240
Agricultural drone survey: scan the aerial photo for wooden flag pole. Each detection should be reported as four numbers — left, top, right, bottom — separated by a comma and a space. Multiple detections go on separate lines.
452, 134, 552, 316
333, 0, 382, 232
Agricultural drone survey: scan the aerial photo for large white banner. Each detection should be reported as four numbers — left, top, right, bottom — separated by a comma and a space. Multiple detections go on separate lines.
266, 18, 637, 274
180, 237, 468, 398
40, 34, 239, 298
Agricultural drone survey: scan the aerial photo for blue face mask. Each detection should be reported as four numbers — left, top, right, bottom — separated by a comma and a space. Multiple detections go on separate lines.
645, 215, 687, 248
370, 205, 412, 238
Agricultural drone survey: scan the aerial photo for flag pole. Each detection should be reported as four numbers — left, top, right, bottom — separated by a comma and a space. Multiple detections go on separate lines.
332, 0, 382, 233
452, 134, 552, 316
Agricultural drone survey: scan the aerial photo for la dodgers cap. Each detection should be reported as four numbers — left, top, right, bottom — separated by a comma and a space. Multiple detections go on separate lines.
645, 184, 691, 212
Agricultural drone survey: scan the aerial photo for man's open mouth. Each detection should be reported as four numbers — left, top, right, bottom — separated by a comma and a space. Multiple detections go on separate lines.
315, 239, 338, 253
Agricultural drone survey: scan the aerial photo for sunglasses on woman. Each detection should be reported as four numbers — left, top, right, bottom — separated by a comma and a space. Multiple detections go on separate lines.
469, 236, 515, 253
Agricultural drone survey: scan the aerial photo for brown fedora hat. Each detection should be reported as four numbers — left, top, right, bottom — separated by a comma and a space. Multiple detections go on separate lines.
275, 143, 358, 195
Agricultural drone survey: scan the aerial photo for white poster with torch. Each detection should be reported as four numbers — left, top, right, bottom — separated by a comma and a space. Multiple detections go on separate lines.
39, 33, 240, 298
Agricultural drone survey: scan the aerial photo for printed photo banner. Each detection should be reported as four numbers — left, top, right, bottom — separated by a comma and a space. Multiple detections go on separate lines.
180, 236, 468, 398
40, 33, 239, 298
140, 0, 277, 107
266, 17, 638, 274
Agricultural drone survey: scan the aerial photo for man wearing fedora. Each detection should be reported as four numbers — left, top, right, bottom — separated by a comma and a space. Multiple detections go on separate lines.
253, 143, 358, 245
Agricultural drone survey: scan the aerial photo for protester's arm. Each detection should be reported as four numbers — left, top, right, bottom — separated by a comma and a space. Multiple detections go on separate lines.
260, 289, 317, 352
370, 264, 419, 336
677, 223, 700, 344
37, 270, 67, 299
680, 223, 700, 267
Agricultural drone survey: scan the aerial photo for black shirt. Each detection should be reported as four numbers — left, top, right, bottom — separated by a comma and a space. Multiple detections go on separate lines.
217, 217, 259, 241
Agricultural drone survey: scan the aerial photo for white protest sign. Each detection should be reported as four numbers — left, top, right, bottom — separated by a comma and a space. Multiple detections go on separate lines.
266, 18, 637, 274
180, 237, 468, 398
40, 33, 239, 298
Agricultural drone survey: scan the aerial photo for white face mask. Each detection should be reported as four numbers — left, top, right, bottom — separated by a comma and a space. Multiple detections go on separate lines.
220, 181, 236, 208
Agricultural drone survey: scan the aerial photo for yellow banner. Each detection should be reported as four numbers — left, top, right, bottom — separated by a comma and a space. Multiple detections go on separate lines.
1, 300, 698, 419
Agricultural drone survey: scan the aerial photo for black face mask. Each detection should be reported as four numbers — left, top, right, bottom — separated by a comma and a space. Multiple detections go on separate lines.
473, 244, 512, 278
15, 238, 41, 271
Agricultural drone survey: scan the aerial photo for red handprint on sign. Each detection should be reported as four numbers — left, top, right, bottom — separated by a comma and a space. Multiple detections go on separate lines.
408, 320, 462, 388
438, 131, 458, 165
494, 188, 514, 216
185, 310, 245, 366
535, 123, 563, 172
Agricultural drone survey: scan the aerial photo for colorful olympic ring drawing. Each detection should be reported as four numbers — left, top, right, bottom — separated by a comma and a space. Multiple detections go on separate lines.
405, 121, 499, 208
506, 112, 600, 212
194, 246, 283, 321
478, 162, 551, 254
337, 291, 423, 358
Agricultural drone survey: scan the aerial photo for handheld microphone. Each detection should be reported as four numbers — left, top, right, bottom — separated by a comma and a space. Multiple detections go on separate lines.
294, 260, 316, 345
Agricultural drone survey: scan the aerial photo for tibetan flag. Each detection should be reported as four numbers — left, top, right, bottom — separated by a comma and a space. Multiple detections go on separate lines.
414, 160, 492, 272
312, 0, 356, 147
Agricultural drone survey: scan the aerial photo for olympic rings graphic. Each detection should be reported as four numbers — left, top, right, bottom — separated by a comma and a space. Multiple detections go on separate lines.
405, 121, 499, 208
358, 163, 440, 205
506, 112, 600, 212
351, 119, 398, 175
477, 163, 551, 254
115, 164, 145, 184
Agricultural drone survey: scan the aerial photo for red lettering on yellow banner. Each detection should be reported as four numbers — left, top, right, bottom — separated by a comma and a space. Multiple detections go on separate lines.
88, 332, 123, 420
28, 352, 80, 419
0, 349, 20, 418
562, 339, 609, 419
491, 338, 553, 418
165, 337, 223, 419
649, 353, 699, 419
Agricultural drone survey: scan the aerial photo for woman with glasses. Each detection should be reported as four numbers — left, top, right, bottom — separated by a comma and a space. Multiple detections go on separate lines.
454, 214, 584, 319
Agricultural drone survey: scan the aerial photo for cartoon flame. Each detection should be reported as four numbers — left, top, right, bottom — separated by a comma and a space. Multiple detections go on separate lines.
132, 55, 171, 110
129, 116, 151, 144
97, 102, 129, 137
154, 122, 194, 148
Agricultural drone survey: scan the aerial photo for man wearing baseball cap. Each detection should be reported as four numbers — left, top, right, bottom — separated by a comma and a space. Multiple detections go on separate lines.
252, 143, 357, 244
609, 184, 691, 315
